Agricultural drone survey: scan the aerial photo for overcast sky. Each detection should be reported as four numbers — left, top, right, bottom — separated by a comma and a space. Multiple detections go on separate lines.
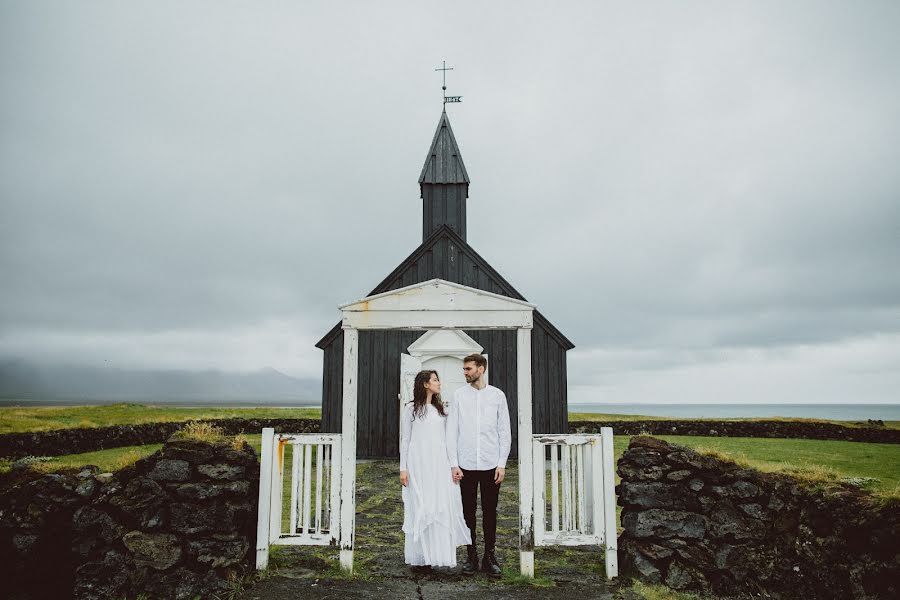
2, 1, 898, 404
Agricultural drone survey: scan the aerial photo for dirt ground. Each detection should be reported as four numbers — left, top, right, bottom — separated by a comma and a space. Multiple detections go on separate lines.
234, 460, 630, 600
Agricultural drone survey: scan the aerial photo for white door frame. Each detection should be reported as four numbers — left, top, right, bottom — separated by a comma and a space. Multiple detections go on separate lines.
338, 279, 538, 576
401, 329, 486, 437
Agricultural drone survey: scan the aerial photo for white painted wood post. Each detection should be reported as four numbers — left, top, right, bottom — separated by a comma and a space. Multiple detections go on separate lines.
531, 440, 545, 547
601, 427, 618, 578
517, 326, 535, 577
290, 443, 300, 534
315, 444, 324, 534
577, 444, 586, 533
550, 445, 559, 533
559, 444, 572, 531
329, 437, 342, 544
269, 435, 284, 544
339, 327, 359, 572
255, 427, 275, 569
583, 441, 594, 534
590, 440, 603, 546
302, 444, 313, 533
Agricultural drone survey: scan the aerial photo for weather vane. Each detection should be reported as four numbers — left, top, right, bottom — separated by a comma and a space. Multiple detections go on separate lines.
435, 60, 462, 104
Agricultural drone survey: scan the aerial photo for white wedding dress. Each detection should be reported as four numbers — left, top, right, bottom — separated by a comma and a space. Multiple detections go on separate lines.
400, 402, 471, 567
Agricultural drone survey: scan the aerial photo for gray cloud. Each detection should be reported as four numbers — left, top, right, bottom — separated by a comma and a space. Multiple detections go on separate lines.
1, 1, 898, 403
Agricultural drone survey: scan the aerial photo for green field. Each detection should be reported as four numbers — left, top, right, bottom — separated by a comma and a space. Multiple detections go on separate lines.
1, 403, 896, 435
654, 435, 900, 495
568, 412, 900, 429
0, 403, 320, 434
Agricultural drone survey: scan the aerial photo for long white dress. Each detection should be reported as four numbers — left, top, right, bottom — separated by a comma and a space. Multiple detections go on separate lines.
400, 402, 471, 567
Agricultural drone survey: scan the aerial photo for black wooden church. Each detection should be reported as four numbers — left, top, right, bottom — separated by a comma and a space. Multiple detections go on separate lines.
316, 110, 574, 458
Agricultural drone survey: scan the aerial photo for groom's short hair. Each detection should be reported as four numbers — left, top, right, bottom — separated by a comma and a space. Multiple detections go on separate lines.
463, 353, 487, 369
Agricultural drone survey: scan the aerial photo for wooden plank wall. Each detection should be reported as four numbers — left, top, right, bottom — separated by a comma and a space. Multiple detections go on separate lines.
422, 184, 467, 242
320, 324, 568, 458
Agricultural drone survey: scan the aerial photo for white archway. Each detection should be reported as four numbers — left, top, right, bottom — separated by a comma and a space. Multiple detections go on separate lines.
256, 277, 616, 579
337, 278, 537, 576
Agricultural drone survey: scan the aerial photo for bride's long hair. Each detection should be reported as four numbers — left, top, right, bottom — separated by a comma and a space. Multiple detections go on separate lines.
411, 369, 447, 420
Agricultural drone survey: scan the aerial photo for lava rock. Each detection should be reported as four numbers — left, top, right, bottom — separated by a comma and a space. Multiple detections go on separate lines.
122, 531, 182, 570
147, 459, 191, 482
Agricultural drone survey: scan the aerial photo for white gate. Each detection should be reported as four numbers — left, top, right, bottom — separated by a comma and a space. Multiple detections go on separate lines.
255, 429, 344, 569
531, 429, 618, 578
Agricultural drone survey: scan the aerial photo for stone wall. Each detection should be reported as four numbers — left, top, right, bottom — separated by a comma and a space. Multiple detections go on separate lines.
0, 435, 260, 600
0, 417, 318, 459
617, 436, 899, 599
0, 466, 103, 599
573, 419, 899, 444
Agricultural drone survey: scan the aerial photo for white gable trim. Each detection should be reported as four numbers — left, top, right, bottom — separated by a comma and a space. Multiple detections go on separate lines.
339, 278, 536, 310
407, 329, 484, 358
339, 279, 534, 330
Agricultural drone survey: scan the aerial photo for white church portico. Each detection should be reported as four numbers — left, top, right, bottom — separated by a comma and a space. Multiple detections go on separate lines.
257, 279, 617, 579
337, 279, 538, 574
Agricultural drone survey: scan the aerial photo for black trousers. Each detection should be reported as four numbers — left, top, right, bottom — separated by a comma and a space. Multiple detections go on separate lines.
460, 468, 501, 551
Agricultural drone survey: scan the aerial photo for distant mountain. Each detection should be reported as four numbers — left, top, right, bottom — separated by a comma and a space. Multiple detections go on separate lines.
0, 358, 320, 405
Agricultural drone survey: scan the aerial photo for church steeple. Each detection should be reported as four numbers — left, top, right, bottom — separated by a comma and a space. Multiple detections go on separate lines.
419, 109, 470, 242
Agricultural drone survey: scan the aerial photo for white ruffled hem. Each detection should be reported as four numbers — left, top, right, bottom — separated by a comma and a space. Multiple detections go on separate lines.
402, 481, 471, 566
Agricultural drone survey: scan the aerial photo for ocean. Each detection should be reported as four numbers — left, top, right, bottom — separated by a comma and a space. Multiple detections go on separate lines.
567, 403, 900, 421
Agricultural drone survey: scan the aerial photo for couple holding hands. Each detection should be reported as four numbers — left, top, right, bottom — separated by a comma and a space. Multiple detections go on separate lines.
399, 353, 512, 576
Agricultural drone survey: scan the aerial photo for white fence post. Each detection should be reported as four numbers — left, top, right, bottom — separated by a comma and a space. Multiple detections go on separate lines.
339, 327, 359, 573
269, 435, 284, 545
330, 437, 342, 544
255, 427, 275, 569
531, 440, 545, 547
601, 427, 618, 578
517, 327, 535, 577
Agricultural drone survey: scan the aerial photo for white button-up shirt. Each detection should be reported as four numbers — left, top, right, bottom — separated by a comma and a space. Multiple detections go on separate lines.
446, 384, 512, 470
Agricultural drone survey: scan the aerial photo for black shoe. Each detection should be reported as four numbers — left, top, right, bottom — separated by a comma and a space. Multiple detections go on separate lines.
462, 546, 478, 576
481, 549, 502, 578
411, 564, 433, 575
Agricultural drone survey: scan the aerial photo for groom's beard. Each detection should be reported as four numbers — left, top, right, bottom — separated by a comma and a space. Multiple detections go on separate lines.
466, 373, 482, 384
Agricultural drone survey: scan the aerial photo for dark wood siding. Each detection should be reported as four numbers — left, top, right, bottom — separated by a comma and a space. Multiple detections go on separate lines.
320, 332, 343, 436
318, 227, 570, 458
422, 184, 467, 242
320, 322, 568, 458
323, 329, 419, 457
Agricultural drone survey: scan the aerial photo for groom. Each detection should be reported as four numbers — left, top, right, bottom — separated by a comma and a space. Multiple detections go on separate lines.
446, 353, 512, 577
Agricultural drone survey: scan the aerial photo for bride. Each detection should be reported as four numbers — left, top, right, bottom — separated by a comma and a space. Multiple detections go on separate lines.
399, 369, 471, 572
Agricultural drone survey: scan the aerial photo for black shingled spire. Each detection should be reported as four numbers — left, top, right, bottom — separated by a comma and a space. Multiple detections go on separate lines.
419, 110, 470, 241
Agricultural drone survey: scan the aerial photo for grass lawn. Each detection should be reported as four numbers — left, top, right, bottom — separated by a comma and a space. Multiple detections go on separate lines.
0, 403, 321, 434
4, 443, 166, 474
2, 403, 895, 436
654, 435, 900, 495
568, 412, 900, 429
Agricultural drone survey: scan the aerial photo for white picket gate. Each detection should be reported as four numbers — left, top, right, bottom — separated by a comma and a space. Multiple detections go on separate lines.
255, 429, 343, 569
531, 429, 618, 578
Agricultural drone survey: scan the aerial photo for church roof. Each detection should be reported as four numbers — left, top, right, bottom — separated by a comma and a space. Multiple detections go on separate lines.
418, 110, 470, 187
315, 224, 575, 350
